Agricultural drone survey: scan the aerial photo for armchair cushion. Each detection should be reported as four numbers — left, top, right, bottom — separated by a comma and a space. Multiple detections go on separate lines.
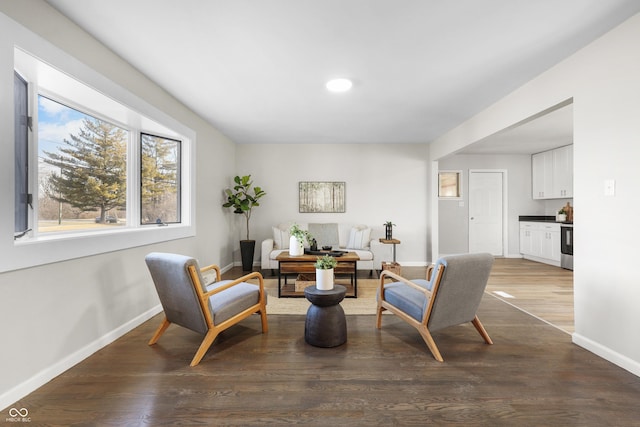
206, 281, 262, 324
380, 282, 425, 322
379, 279, 432, 321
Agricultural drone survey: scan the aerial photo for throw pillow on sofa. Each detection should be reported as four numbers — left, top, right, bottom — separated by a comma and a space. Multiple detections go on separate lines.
347, 226, 371, 249
272, 226, 290, 249
308, 223, 340, 249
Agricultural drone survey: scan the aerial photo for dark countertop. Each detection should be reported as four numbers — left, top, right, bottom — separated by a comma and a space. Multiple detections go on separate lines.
519, 215, 573, 225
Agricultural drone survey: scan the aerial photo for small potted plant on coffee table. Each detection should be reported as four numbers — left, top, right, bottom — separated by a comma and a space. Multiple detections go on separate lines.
314, 254, 338, 290
289, 223, 313, 256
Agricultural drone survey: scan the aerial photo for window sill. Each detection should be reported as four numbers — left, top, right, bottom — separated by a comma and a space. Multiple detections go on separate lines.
4, 224, 195, 273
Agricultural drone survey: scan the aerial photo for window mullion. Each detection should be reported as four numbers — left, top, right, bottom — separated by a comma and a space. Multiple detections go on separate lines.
128, 130, 141, 228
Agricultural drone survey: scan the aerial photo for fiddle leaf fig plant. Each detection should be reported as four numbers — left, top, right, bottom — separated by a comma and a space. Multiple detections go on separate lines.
223, 175, 266, 240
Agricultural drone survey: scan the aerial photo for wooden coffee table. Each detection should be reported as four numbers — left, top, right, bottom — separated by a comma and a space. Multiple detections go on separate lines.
276, 251, 360, 298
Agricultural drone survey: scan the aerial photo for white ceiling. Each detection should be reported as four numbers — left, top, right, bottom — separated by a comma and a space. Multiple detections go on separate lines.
45, 0, 640, 152
459, 101, 574, 155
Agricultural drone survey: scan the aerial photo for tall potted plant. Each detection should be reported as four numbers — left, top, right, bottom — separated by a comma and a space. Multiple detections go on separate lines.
223, 175, 266, 270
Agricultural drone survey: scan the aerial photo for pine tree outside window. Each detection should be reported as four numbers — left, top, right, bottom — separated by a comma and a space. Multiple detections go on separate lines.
38, 96, 128, 233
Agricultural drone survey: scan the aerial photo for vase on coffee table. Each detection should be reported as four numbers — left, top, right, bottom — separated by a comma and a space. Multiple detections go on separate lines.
289, 235, 304, 256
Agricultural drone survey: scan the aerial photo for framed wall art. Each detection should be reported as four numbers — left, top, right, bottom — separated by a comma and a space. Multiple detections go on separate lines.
299, 181, 345, 213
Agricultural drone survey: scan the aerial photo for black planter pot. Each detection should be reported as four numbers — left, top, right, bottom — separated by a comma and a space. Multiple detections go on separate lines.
240, 240, 256, 271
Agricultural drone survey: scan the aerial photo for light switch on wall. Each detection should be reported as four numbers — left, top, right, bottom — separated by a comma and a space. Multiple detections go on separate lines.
604, 179, 616, 196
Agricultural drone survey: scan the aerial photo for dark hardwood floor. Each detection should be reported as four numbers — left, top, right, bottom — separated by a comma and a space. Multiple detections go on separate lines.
9, 259, 640, 426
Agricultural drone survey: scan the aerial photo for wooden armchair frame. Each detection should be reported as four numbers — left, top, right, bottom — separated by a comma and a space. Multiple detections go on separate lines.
148, 260, 268, 367
376, 256, 493, 362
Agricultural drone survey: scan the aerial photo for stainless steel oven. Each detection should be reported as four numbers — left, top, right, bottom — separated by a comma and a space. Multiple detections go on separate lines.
561, 225, 573, 270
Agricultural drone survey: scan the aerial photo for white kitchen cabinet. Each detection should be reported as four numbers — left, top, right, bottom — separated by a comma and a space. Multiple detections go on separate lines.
519, 223, 535, 254
531, 150, 554, 199
540, 224, 561, 262
519, 222, 561, 266
531, 145, 573, 199
553, 145, 573, 198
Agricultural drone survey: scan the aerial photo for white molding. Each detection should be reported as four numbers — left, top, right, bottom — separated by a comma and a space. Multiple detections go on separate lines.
573, 333, 640, 378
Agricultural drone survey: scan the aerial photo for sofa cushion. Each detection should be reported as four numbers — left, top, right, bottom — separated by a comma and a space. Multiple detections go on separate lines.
269, 248, 289, 260
347, 226, 371, 249
350, 249, 373, 261
272, 226, 290, 249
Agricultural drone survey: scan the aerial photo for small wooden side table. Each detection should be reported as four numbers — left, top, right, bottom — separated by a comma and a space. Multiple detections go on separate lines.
304, 285, 347, 347
379, 238, 401, 262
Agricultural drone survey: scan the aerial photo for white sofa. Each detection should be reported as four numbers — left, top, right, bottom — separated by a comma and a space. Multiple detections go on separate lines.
261, 222, 392, 273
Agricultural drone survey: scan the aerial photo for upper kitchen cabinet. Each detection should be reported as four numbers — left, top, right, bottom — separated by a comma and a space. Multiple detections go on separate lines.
532, 144, 573, 199
532, 150, 554, 199
553, 145, 573, 198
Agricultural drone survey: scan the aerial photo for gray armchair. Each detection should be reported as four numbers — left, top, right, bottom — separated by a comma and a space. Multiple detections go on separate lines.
376, 253, 494, 362
145, 252, 268, 366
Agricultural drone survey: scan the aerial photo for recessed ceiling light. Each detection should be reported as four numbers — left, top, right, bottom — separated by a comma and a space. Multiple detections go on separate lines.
326, 78, 353, 93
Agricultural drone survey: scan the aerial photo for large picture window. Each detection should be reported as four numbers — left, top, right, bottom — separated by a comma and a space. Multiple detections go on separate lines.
6, 40, 194, 273
12, 48, 191, 237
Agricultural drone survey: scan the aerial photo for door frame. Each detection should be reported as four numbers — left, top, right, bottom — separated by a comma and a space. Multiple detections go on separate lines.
468, 169, 508, 257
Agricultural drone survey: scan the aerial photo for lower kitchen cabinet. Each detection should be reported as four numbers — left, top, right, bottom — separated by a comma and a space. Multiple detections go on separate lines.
519, 222, 561, 266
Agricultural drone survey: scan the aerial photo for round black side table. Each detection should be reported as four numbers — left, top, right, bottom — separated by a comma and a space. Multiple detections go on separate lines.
304, 285, 347, 347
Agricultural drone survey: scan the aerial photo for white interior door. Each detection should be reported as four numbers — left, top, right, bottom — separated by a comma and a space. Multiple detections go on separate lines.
469, 171, 504, 256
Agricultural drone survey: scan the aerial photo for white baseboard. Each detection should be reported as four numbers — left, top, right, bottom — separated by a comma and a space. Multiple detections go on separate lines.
0, 305, 163, 411
221, 262, 236, 273
522, 254, 561, 267
504, 253, 524, 259
572, 333, 640, 378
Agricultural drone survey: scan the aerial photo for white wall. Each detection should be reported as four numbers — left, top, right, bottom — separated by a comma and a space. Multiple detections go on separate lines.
430, 13, 640, 376
236, 143, 430, 266
438, 154, 542, 257
0, 2, 238, 409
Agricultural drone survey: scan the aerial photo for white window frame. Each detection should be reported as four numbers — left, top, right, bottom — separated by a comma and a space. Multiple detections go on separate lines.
3, 36, 195, 273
